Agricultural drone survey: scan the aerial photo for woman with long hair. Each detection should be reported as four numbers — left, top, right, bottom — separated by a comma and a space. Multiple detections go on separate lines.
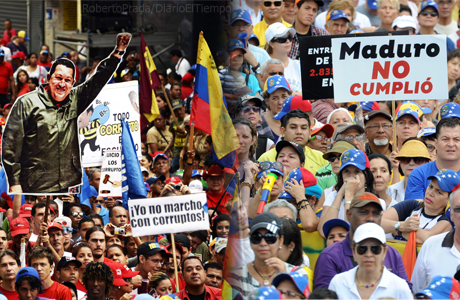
148, 272, 173, 297
72, 242, 94, 293
15, 69, 30, 99
212, 214, 231, 239
139, 153, 155, 178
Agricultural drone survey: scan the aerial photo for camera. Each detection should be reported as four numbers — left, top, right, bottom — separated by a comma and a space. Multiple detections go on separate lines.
114, 227, 125, 235
173, 184, 181, 191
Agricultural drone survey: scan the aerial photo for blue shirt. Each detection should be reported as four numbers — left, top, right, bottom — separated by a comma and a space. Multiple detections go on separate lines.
248, 44, 271, 66
241, 72, 262, 96
416, 32, 455, 52
97, 205, 109, 225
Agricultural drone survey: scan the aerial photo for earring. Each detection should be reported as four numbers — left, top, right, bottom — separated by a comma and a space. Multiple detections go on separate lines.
290, 249, 293, 252
279, 246, 282, 249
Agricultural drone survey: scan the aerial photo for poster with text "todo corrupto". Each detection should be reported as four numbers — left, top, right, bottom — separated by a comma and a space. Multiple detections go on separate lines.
331, 35, 448, 103
128, 193, 210, 237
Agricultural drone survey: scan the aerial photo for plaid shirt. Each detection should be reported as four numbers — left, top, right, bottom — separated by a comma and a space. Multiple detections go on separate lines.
288, 23, 329, 60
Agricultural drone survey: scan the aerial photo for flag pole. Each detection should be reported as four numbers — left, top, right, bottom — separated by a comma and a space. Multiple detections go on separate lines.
170, 234, 180, 292
187, 123, 195, 165
161, 84, 180, 127
392, 101, 396, 149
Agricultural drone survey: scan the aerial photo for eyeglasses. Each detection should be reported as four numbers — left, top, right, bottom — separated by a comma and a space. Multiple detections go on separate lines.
343, 134, 365, 142
241, 106, 261, 114
272, 35, 293, 43
70, 212, 84, 218
356, 244, 383, 255
269, 71, 284, 76
366, 123, 393, 131
264, 1, 282, 6
309, 135, 330, 142
63, 228, 73, 234
398, 157, 427, 165
426, 144, 436, 152
279, 290, 303, 298
147, 258, 164, 266
420, 11, 438, 16
250, 232, 278, 244
259, 161, 283, 173
327, 155, 341, 163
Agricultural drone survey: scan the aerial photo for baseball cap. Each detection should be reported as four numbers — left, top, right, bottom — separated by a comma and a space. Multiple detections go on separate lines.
54, 216, 72, 230
323, 140, 356, 161
40, 49, 49, 55
248, 286, 283, 300
0, 49, 4, 57
146, 174, 166, 186
203, 165, 224, 181
10, 217, 30, 237
18, 31, 30, 41
340, 149, 370, 171
332, 122, 365, 142
276, 140, 305, 164
396, 107, 420, 123
420, 0, 439, 13
106, 262, 128, 287
140, 166, 149, 175
121, 69, 132, 78
415, 276, 460, 299
428, 169, 460, 193
189, 180, 204, 194
235, 94, 264, 114
171, 99, 183, 111
249, 212, 283, 236
57, 256, 82, 271
191, 170, 202, 178
11, 51, 26, 60
173, 233, 191, 249
396, 101, 430, 122
121, 264, 140, 278
153, 151, 168, 163
322, 219, 350, 238
16, 267, 42, 293
364, 110, 393, 124
311, 124, 334, 139
348, 101, 380, 112
417, 127, 436, 138
230, 9, 252, 25
273, 96, 312, 120
440, 102, 460, 119
272, 272, 311, 298
265, 22, 296, 44
166, 242, 185, 258
264, 75, 291, 94
392, 15, 417, 30
165, 176, 181, 185
367, 0, 378, 10
47, 222, 63, 231
3, 103, 12, 110
182, 73, 194, 84
215, 238, 227, 253
227, 39, 247, 55
137, 242, 166, 259
249, 33, 260, 46
350, 192, 383, 210
279, 168, 322, 200
353, 222, 386, 244
18, 204, 32, 218
326, 9, 350, 22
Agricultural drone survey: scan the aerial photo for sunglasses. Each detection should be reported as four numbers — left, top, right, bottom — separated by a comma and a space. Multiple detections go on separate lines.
420, 11, 438, 16
264, 0, 282, 6
398, 157, 427, 165
259, 161, 283, 173
250, 232, 278, 244
309, 135, 330, 142
272, 35, 293, 43
241, 106, 261, 114
327, 155, 341, 163
63, 228, 73, 234
356, 244, 383, 255
70, 212, 84, 218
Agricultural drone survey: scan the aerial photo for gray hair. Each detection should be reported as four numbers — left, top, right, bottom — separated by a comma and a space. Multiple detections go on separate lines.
88, 168, 101, 180
263, 200, 297, 220
449, 189, 460, 207
261, 58, 284, 77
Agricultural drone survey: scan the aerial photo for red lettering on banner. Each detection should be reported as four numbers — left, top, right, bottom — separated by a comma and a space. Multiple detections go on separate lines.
404, 82, 413, 94
392, 82, 403, 94
376, 82, 390, 95
363, 83, 374, 95
392, 61, 410, 79
372, 61, 390, 79
350, 83, 361, 95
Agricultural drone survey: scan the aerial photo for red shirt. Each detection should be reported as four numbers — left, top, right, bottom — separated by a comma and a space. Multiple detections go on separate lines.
8, 240, 35, 266
38, 281, 72, 300
0, 61, 13, 94
3, 29, 16, 45
17, 84, 30, 98
75, 281, 87, 293
175, 286, 222, 300
0, 285, 18, 300
206, 189, 232, 214
170, 272, 186, 291
181, 85, 193, 99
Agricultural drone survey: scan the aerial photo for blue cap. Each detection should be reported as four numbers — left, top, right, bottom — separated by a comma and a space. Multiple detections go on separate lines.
248, 287, 283, 300
420, 0, 439, 13
272, 272, 311, 298
440, 102, 460, 119
264, 75, 291, 94
415, 276, 460, 299
249, 33, 259, 42
227, 39, 246, 53
90, 185, 98, 198
396, 107, 420, 123
273, 95, 311, 120
191, 170, 202, 178
340, 149, 370, 171
279, 168, 303, 200
367, 0, 378, 10
16, 267, 43, 293
417, 127, 436, 138
230, 9, 252, 25
0, 49, 4, 57
329, 10, 350, 22
322, 218, 350, 238
146, 174, 166, 186
428, 169, 460, 193
350, 29, 365, 34
134, 295, 158, 300
402, 101, 432, 115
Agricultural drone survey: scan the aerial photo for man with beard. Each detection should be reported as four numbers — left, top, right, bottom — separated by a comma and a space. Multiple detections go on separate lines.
85, 227, 111, 263
0, 250, 20, 300
81, 262, 113, 300
364, 111, 394, 159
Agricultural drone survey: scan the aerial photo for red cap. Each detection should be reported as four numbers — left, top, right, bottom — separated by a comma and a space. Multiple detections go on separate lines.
166, 243, 184, 258
11, 51, 26, 60
18, 204, 33, 218
203, 165, 224, 181
311, 123, 334, 138
290, 95, 312, 112
3, 103, 12, 111
106, 262, 128, 286
299, 168, 317, 187
182, 73, 194, 84
166, 176, 181, 185
47, 222, 63, 231
10, 217, 30, 237
121, 264, 140, 278
152, 151, 169, 162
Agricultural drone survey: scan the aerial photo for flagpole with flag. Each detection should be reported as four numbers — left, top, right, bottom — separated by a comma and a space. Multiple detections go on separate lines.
138, 31, 160, 131
191, 32, 240, 169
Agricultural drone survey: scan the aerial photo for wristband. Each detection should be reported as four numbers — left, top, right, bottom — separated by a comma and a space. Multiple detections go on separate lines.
330, 205, 340, 211
241, 181, 252, 188
344, 201, 351, 205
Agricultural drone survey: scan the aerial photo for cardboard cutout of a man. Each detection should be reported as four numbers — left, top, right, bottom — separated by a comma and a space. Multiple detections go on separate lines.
2, 33, 132, 194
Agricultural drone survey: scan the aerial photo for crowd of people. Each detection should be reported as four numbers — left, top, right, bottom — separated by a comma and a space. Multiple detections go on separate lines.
0, 0, 459, 299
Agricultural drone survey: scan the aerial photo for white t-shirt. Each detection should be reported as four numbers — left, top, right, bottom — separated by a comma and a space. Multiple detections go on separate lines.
324, 190, 387, 220
29, 232, 38, 243
175, 57, 191, 77
435, 20, 459, 36
284, 58, 302, 92
315, 11, 371, 30
14, 65, 48, 84
448, 31, 460, 48
386, 180, 405, 204
1, 46, 11, 62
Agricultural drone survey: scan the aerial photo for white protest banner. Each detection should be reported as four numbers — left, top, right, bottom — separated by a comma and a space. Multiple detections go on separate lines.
98, 150, 122, 197
331, 35, 448, 103
128, 193, 209, 237
78, 81, 141, 167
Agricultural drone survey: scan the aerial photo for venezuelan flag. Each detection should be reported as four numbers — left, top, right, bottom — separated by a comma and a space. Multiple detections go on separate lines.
191, 32, 239, 168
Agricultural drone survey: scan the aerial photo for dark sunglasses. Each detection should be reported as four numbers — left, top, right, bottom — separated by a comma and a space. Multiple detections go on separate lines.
420, 11, 438, 16
398, 157, 427, 165
241, 106, 261, 114
356, 244, 383, 255
264, 0, 282, 6
250, 232, 278, 244
70, 212, 84, 218
327, 155, 341, 163
272, 35, 293, 43
259, 161, 283, 173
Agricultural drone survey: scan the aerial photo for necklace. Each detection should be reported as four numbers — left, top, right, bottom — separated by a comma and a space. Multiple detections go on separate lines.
252, 263, 275, 286
355, 271, 383, 289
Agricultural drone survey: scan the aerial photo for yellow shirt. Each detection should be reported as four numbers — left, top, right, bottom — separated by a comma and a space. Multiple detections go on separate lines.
453, 5, 459, 22
258, 145, 328, 175
253, 19, 292, 49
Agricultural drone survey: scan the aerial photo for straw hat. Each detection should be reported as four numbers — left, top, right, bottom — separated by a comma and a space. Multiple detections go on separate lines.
395, 139, 430, 160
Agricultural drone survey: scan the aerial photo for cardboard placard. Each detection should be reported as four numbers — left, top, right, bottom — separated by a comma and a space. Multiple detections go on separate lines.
99, 150, 122, 197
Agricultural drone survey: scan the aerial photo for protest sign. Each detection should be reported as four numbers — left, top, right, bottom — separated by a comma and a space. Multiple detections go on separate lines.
78, 80, 142, 167
99, 150, 122, 197
331, 35, 448, 103
128, 193, 209, 237
298, 32, 407, 99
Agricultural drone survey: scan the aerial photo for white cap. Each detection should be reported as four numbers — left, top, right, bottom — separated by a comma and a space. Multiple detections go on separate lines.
140, 166, 149, 174
189, 180, 204, 194
265, 22, 296, 45
392, 16, 416, 31
215, 238, 228, 253
54, 216, 72, 229
353, 223, 386, 244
